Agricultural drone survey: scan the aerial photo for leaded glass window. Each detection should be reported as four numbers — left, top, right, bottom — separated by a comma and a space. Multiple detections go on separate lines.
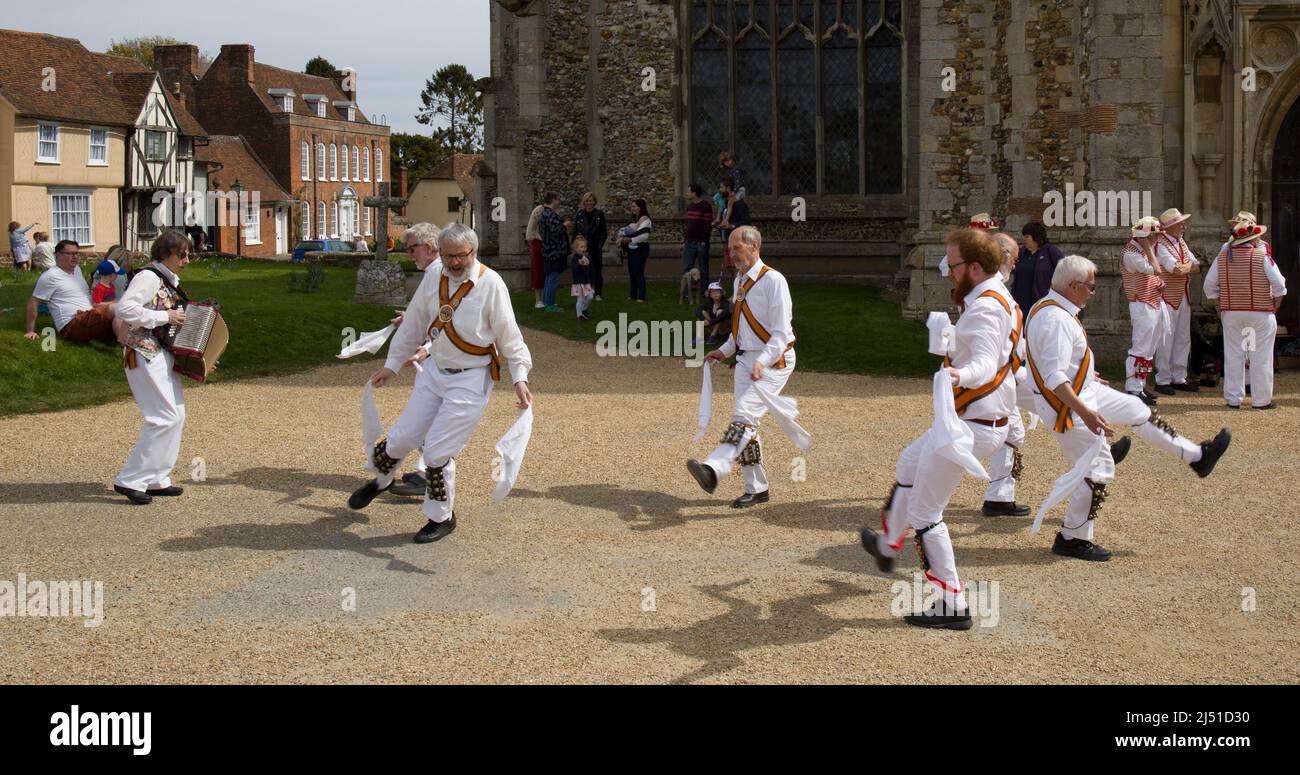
688, 0, 905, 196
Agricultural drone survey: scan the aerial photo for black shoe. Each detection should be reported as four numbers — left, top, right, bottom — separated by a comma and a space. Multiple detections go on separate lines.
686, 459, 717, 494
1190, 428, 1231, 478
1128, 391, 1157, 406
859, 527, 896, 573
1110, 435, 1132, 465
348, 478, 391, 510
904, 601, 973, 630
1254, 402, 1277, 410
731, 490, 769, 508
414, 514, 456, 543
146, 485, 183, 496
1172, 382, 1200, 393
1226, 403, 1241, 410
113, 484, 152, 505
388, 471, 428, 497
982, 500, 1030, 517
1154, 384, 1175, 396
1052, 532, 1112, 561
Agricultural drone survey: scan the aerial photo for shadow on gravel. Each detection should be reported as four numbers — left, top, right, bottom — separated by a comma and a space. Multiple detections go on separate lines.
156, 506, 432, 576
599, 578, 886, 684
189, 466, 365, 505
0, 481, 131, 506
512, 485, 871, 533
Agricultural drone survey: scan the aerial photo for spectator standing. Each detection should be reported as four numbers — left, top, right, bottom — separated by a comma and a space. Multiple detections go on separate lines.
9, 221, 37, 270
720, 151, 746, 201
619, 199, 652, 302
683, 183, 714, 285
572, 192, 608, 300
571, 235, 595, 320
526, 203, 546, 308
715, 178, 750, 283
539, 192, 569, 312
1012, 220, 1064, 313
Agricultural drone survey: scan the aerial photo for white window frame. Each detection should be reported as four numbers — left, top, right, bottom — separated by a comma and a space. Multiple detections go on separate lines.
37, 121, 60, 163
376, 148, 383, 182
316, 143, 326, 181
363, 147, 370, 181
243, 201, 262, 245
314, 100, 327, 118
341, 144, 349, 180
352, 202, 360, 237
49, 189, 93, 245
87, 127, 108, 166
363, 206, 371, 236
318, 201, 327, 239
282, 95, 294, 112
352, 146, 359, 182
330, 202, 339, 238
347, 106, 356, 122
300, 141, 310, 180
329, 144, 338, 180
302, 201, 311, 240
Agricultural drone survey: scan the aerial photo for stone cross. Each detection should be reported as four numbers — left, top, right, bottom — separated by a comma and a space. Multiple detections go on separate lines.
363, 182, 407, 261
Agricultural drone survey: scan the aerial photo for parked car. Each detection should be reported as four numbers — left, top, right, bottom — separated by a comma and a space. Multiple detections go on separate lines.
291, 239, 353, 262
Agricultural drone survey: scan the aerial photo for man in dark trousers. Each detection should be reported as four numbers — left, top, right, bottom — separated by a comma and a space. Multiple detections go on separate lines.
682, 183, 714, 285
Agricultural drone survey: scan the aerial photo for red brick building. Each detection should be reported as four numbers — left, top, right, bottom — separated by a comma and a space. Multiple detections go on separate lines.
155, 43, 392, 251
196, 135, 292, 258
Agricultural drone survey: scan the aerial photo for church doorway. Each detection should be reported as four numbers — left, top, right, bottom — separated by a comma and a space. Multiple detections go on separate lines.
1272, 95, 1300, 329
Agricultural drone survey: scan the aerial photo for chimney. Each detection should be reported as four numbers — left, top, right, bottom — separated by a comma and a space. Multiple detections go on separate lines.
172, 82, 186, 111
155, 44, 198, 105
398, 166, 408, 200
219, 44, 256, 85
334, 69, 357, 103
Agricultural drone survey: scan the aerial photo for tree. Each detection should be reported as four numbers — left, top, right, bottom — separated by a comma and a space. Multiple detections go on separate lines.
305, 56, 341, 79
390, 133, 450, 182
416, 64, 483, 154
106, 36, 212, 73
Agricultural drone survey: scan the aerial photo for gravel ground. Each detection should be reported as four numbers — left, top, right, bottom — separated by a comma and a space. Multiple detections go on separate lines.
1, 328, 1296, 684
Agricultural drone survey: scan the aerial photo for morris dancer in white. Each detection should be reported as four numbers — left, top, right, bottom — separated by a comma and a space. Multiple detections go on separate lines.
113, 230, 192, 505
387, 222, 443, 497
861, 229, 1020, 630
1153, 208, 1200, 396
1204, 215, 1286, 409
347, 223, 533, 543
1122, 217, 1168, 403
687, 226, 794, 509
1024, 255, 1231, 561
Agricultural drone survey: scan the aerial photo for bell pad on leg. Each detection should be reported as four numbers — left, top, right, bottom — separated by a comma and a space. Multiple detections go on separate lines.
720, 420, 750, 447
738, 438, 761, 466
372, 439, 399, 475
426, 462, 450, 502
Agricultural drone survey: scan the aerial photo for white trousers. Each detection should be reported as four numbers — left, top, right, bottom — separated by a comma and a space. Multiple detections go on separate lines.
376, 364, 493, 522
116, 351, 185, 492
1125, 300, 1165, 393
703, 350, 795, 495
1155, 299, 1191, 385
1221, 311, 1276, 407
984, 408, 1024, 503
879, 421, 1008, 612
1046, 384, 1202, 541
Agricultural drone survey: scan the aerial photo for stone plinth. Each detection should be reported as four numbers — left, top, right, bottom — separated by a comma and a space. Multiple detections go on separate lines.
354, 259, 408, 305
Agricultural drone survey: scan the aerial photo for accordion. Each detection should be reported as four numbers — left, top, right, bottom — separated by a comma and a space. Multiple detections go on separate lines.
157, 301, 228, 382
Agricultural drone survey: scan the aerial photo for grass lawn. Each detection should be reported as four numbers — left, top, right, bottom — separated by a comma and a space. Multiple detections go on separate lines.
511, 281, 938, 378
0, 259, 400, 416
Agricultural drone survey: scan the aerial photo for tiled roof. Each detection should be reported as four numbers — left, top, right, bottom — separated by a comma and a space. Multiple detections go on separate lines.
196, 134, 292, 202
0, 28, 150, 126
421, 153, 483, 200
249, 61, 373, 125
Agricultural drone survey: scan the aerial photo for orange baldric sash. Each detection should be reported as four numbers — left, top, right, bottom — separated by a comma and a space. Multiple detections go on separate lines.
1024, 298, 1091, 432
945, 289, 1022, 415
732, 265, 795, 368
428, 263, 501, 380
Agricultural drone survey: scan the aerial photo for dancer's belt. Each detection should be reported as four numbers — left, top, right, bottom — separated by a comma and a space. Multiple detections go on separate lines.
966, 417, 1009, 428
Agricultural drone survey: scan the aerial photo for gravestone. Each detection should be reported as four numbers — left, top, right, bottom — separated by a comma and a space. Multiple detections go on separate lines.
355, 183, 409, 304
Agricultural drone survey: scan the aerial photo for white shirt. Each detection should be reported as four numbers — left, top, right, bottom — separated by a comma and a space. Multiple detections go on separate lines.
117, 262, 181, 330
1155, 234, 1196, 273
626, 216, 652, 245
951, 277, 1017, 420
720, 258, 794, 367
1025, 289, 1094, 396
1203, 243, 1287, 300
31, 265, 93, 332
1122, 240, 1160, 274
385, 258, 532, 383
32, 242, 55, 270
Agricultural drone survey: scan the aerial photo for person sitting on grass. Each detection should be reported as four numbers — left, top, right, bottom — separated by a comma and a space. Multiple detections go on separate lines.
695, 282, 732, 346
571, 235, 595, 321
25, 240, 120, 344
31, 232, 55, 271
91, 259, 125, 304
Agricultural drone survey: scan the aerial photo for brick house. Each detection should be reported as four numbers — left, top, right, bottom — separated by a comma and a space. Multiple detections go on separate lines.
195, 135, 292, 257
156, 43, 393, 252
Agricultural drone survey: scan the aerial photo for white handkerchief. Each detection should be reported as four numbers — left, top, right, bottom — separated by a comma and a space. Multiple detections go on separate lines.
929, 369, 988, 480
492, 406, 534, 504
1031, 431, 1109, 534
360, 380, 383, 472
337, 324, 396, 359
751, 382, 812, 451
1026, 412, 1041, 431
926, 311, 955, 357
694, 363, 713, 441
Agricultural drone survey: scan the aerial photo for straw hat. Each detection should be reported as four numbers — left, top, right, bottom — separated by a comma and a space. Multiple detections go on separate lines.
1130, 216, 1163, 239
1228, 211, 1258, 226
1229, 215, 1267, 247
1159, 208, 1192, 229
967, 213, 999, 230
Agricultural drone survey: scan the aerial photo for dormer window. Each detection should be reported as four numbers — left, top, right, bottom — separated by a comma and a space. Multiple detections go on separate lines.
334, 100, 356, 122
305, 95, 328, 118
268, 88, 296, 113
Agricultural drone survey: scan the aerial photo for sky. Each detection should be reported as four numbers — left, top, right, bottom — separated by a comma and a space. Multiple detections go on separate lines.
3, 0, 491, 136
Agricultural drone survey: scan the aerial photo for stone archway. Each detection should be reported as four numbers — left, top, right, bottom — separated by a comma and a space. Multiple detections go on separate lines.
1270, 95, 1300, 327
